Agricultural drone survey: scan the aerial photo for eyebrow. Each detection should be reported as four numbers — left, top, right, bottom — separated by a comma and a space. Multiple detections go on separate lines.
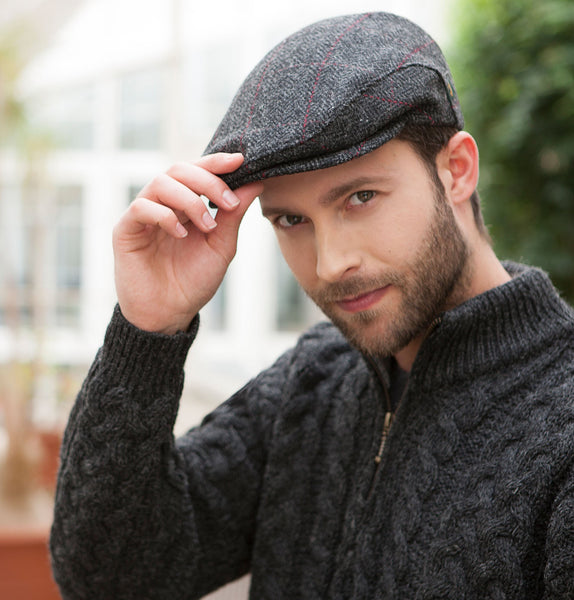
260, 175, 391, 218
320, 176, 386, 206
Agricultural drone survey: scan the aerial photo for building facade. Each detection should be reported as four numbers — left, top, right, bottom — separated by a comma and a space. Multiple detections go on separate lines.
0, 0, 450, 597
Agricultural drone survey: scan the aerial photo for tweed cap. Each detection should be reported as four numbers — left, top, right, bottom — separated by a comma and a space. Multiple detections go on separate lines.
204, 12, 463, 189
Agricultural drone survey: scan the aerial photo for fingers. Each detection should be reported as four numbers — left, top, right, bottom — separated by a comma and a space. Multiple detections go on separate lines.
133, 154, 249, 235
116, 197, 190, 241
117, 179, 263, 247
138, 172, 220, 234
195, 152, 245, 174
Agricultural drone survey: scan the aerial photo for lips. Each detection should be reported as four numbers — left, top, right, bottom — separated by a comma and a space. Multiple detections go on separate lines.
336, 286, 390, 313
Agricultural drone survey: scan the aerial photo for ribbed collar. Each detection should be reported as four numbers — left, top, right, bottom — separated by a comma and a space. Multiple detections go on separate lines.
409, 262, 574, 390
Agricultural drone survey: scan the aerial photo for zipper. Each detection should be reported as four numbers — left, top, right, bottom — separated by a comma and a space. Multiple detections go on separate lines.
373, 382, 409, 465
366, 355, 405, 467
374, 411, 393, 464
366, 357, 394, 497
366, 315, 442, 495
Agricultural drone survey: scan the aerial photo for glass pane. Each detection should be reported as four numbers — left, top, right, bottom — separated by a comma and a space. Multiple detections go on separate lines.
27, 86, 95, 150
119, 67, 164, 150
54, 185, 83, 327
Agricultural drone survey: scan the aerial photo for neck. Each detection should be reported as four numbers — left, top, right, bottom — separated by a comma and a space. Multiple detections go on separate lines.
394, 328, 433, 373
461, 241, 512, 302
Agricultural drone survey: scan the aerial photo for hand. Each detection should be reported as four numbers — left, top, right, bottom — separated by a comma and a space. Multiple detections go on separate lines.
113, 153, 263, 334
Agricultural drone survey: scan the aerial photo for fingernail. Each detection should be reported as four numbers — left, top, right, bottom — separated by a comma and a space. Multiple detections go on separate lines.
176, 222, 188, 238
202, 212, 217, 230
222, 189, 240, 208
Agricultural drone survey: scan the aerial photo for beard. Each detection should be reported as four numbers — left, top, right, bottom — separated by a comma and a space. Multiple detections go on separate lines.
303, 187, 471, 358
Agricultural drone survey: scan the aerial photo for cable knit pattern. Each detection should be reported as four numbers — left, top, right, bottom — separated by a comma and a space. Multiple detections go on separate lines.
50, 263, 574, 599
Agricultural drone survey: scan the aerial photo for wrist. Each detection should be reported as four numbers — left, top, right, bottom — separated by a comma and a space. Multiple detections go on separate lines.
118, 305, 197, 336
103, 305, 199, 391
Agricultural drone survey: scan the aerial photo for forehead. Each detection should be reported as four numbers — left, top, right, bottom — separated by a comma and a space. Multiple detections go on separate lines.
259, 138, 421, 208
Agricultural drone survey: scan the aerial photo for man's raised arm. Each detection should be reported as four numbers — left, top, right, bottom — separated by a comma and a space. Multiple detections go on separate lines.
49, 154, 266, 599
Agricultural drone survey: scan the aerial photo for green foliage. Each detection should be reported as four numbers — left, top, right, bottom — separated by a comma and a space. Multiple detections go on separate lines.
0, 27, 28, 144
448, 0, 574, 300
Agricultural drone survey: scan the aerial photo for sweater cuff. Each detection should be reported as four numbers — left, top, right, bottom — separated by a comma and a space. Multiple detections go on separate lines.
98, 304, 199, 393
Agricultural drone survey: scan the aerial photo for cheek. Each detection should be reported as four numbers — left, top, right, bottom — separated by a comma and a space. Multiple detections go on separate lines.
277, 235, 317, 286
369, 205, 432, 262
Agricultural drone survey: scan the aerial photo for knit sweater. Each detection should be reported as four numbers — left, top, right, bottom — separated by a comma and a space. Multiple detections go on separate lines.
50, 263, 574, 599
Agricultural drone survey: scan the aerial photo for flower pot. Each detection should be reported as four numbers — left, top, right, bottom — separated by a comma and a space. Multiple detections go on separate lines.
35, 428, 63, 492
0, 526, 61, 599
0, 427, 63, 598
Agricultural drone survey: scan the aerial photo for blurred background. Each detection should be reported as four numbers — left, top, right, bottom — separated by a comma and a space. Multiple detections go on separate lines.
0, 0, 572, 598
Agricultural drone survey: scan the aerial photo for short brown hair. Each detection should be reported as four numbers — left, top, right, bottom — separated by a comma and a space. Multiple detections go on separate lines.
396, 125, 491, 242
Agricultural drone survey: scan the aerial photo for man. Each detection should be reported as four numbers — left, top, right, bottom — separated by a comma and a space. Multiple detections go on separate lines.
50, 12, 574, 599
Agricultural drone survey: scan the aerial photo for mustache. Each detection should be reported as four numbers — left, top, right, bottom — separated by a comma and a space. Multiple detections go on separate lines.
310, 272, 404, 304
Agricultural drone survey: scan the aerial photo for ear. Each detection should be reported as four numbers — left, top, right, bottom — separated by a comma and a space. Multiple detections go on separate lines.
437, 131, 479, 207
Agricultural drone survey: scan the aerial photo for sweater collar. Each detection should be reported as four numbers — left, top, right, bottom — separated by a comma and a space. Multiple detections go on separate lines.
404, 262, 574, 390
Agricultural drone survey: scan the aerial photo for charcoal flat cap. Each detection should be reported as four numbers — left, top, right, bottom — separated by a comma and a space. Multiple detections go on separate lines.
204, 12, 463, 189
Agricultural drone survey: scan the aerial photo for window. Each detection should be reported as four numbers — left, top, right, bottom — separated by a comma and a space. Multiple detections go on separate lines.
54, 185, 83, 327
119, 67, 164, 150
0, 183, 83, 329
200, 44, 241, 131
27, 86, 95, 150
127, 183, 145, 206
0, 184, 28, 325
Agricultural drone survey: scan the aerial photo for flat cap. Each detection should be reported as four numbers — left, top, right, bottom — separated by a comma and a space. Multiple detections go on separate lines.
204, 12, 463, 189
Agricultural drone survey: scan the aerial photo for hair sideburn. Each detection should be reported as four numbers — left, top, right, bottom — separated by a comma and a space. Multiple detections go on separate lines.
395, 124, 491, 243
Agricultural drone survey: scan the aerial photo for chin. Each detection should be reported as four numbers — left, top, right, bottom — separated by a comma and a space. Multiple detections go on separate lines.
332, 316, 392, 356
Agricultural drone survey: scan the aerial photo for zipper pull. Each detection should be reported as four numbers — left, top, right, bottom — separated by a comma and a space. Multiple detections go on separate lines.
374, 411, 393, 464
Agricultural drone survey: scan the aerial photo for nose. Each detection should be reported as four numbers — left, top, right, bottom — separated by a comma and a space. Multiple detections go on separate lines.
315, 226, 361, 283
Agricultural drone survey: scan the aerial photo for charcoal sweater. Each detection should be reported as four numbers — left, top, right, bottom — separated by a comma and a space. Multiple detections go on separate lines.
50, 264, 574, 599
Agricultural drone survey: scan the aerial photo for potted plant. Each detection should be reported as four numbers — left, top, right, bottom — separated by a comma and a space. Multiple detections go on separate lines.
0, 23, 63, 600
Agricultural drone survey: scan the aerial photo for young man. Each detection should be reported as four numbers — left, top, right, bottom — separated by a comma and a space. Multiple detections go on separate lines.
50, 12, 574, 599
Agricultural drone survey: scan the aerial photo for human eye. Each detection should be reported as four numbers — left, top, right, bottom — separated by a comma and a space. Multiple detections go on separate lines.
275, 214, 307, 228
348, 190, 376, 206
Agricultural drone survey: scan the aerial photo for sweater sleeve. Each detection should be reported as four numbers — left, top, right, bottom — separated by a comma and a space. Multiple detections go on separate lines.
50, 306, 288, 600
